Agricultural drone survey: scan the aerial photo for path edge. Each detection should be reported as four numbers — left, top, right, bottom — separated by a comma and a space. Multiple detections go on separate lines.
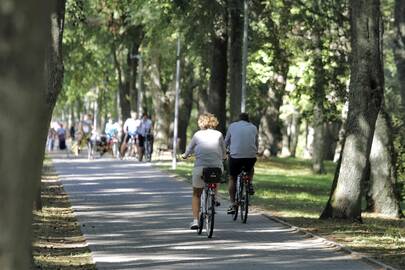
157, 165, 399, 270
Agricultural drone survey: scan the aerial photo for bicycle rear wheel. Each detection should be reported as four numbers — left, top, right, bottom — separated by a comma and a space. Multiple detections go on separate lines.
197, 190, 206, 235
206, 190, 215, 238
240, 180, 249, 223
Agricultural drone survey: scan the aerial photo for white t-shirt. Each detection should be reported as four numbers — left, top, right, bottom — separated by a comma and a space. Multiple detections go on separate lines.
123, 118, 141, 135
224, 120, 258, 158
184, 129, 226, 168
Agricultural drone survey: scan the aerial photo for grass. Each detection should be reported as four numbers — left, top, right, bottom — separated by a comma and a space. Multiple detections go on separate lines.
32, 161, 96, 270
156, 157, 405, 270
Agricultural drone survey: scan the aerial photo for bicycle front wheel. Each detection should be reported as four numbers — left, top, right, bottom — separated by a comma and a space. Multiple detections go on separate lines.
240, 180, 249, 223
206, 190, 215, 238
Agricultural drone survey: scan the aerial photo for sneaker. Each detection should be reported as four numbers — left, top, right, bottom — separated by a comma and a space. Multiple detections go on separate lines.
248, 183, 255, 195
227, 205, 236, 215
190, 220, 199, 230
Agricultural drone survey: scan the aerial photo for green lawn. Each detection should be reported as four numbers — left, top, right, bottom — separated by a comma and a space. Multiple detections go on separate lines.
155, 157, 405, 270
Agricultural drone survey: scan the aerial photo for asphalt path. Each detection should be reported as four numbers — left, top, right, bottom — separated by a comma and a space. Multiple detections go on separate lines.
51, 153, 378, 270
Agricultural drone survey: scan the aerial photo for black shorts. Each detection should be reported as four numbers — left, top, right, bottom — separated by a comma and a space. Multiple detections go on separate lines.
125, 134, 136, 143
228, 157, 257, 178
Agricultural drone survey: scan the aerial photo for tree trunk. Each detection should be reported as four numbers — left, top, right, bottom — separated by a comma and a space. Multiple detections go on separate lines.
178, 61, 195, 153
228, 0, 243, 122
149, 53, 173, 149
258, 92, 284, 156
0, 1, 53, 269
321, 0, 384, 221
311, 25, 326, 174
207, 35, 227, 134
34, 0, 66, 211
289, 111, 301, 158
393, 0, 405, 109
112, 45, 131, 121
323, 122, 341, 161
366, 107, 403, 217
258, 0, 290, 156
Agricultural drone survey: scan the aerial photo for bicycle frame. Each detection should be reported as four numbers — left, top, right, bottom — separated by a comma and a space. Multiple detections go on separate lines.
233, 169, 251, 223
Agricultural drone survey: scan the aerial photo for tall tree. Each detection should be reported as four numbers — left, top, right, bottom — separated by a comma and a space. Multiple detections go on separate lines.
207, 35, 228, 134
254, 0, 292, 156
228, 0, 243, 122
321, 0, 384, 220
0, 1, 52, 269
35, 0, 67, 210
178, 59, 197, 152
367, 107, 403, 217
393, 0, 405, 108
311, 25, 326, 174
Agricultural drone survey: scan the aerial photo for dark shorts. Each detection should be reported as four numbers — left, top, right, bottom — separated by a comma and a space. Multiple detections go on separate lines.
229, 157, 257, 178
125, 134, 137, 143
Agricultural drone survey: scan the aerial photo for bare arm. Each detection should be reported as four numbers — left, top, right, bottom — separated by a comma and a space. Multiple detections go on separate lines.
183, 134, 196, 158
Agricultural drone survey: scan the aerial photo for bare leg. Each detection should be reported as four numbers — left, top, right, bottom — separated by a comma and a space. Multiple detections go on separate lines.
228, 176, 236, 204
192, 188, 203, 219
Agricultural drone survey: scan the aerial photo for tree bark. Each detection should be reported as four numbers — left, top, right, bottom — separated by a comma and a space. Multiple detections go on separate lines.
323, 122, 341, 160
320, 0, 384, 221
149, 53, 173, 149
393, 0, 405, 109
178, 61, 195, 153
0, 1, 53, 269
289, 111, 301, 158
207, 35, 227, 134
228, 0, 243, 122
112, 44, 131, 121
366, 107, 403, 217
34, 0, 66, 211
312, 27, 326, 174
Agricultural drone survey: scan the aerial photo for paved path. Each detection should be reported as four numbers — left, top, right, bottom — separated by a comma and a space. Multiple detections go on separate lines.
51, 154, 378, 270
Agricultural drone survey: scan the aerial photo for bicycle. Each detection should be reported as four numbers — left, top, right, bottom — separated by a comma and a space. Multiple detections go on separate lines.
124, 134, 136, 159
232, 167, 251, 223
197, 167, 222, 238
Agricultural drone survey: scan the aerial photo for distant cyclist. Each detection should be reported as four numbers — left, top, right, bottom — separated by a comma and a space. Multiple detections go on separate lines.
121, 111, 141, 158
105, 115, 119, 139
182, 113, 226, 230
137, 112, 153, 161
78, 114, 93, 152
224, 113, 258, 215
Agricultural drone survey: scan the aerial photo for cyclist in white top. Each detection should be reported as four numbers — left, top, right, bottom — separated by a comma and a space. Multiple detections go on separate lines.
182, 113, 226, 230
120, 111, 141, 158
224, 113, 258, 214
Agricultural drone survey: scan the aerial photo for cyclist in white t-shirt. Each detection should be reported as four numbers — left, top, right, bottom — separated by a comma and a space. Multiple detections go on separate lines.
121, 111, 141, 157
182, 113, 226, 230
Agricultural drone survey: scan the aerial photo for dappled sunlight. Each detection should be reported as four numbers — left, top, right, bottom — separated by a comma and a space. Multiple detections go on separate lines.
50, 155, 378, 270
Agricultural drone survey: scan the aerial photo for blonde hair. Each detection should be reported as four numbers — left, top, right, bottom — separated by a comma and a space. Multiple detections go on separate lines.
198, 113, 219, 129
